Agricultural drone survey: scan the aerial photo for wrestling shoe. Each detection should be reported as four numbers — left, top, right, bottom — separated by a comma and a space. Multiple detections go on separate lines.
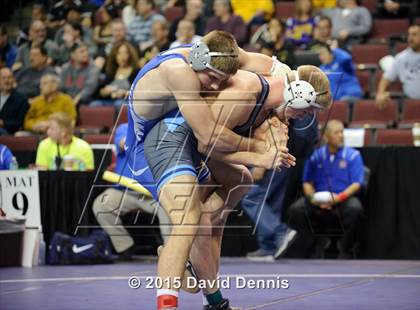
274, 228, 297, 259
157, 246, 200, 294
203, 298, 242, 310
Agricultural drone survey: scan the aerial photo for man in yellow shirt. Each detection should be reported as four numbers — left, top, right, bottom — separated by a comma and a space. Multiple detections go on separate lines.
230, 0, 274, 24
24, 73, 76, 133
35, 112, 94, 170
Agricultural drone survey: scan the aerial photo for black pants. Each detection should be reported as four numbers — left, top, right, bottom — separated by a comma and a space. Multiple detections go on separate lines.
286, 196, 364, 255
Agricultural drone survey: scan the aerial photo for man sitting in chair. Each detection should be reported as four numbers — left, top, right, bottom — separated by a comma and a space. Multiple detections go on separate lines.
286, 119, 365, 259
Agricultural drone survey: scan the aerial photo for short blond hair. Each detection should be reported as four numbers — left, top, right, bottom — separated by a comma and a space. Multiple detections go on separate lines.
49, 112, 75, 134
287, 65, 332, 109
201, 30, 239, 75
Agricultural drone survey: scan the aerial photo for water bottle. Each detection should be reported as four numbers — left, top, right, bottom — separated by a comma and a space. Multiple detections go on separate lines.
38, 232, 46, 265
9, 157, 18, 170
79, 159, 86, 171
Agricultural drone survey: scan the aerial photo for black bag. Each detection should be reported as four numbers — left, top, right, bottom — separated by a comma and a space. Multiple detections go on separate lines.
48, 230, 113, 265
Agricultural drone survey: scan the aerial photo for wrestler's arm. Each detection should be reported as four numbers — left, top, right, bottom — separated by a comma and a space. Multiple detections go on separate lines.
163, 63, 267, 153
237, 47, 291, 76
210, 117, 295, 169
204, 86, 295, 169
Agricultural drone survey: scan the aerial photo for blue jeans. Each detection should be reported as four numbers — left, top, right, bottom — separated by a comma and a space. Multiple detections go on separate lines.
241, 169, 291, 254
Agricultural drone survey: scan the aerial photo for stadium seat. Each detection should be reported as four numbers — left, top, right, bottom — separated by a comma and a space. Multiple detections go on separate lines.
84, 134, 113, 145
352, 44, 389, 69
362, 0, 378, 12
317, 101, 349, 128
374, 71, 403, 97
370, 19, 410, 41
355, 70, 372, 97
295, 51, 321, 67
376, 129, 413, 146
275, 2, 295, 20
164, 6, 184, 23
0, 135, 38, 151
115, 105, 129, 127
364, 129, 374, 146
349, 99, 398, 128
77, 106, 116, 133
399, 99, 420, 128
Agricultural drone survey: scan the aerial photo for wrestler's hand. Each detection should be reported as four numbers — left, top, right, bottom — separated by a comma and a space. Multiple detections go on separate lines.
265, 117, 296, 168
260, 145, 291, 170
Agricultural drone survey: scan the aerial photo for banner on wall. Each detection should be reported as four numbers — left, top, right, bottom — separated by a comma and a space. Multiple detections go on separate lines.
0, 170, 41, 229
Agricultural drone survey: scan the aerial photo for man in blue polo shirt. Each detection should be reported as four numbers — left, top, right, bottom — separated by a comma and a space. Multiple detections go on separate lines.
286, 120, 364, 258
0, 144, 14, 170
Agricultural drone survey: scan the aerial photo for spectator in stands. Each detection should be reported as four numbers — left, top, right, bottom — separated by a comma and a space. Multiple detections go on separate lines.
286, 0, 318, 49
205, 0, 247, 46
0, 68, 29, 135
60, 43, 100, 105
103, 18, 129, 57
90, 41, 139, 109
230, 0, 274, 26
15, 45, 56, 100
169, 19, 202, 48
375, 25, 420, 108
168, 0, 205, 42
307, 15, 339, 52
48, 0, 83, 30
122, 0, 137, 28
375, 0, 418, 21
128, 0, 165, 47
12, 20, 58, 72
254, 19, 296, 69
138, 19, 170, 68
35, 112, 94, 171
0, 25, 17, 69
31, 3, 48, 24
15, 3, 51, 46
287, 120, 365, 258
312, 0, 337, 11
24, 73, 76, 134
323, 0, 372, 48
0, 144, 14, 170
0, 50, 7, 69
318, 42, 362, 101
92, 123, 171, 260
54, 21, 97, 65
93, 6, 115, 56
94, 18, 130, 70
102, 0, 126, 17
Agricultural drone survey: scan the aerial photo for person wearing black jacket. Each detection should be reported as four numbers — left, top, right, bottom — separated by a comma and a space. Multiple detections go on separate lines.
0, 68, 29, 135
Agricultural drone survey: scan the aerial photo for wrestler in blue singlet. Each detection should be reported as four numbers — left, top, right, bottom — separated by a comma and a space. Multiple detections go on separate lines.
124, 46, 193, 199
143, 73, 270, 195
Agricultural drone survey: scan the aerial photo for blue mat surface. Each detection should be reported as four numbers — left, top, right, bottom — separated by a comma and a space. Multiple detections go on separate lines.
1, 259, 419, 309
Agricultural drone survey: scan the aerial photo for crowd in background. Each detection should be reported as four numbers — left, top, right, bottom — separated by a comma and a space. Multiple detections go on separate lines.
0, 0, 419, 138
0, 0, 419, 259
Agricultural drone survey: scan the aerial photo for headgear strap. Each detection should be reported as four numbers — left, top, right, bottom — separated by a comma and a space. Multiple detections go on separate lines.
188, 42, 237, 76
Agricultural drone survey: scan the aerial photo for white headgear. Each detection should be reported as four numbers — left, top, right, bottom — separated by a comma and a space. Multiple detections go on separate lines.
188, 41, 237, 76
283, 70, 326, 110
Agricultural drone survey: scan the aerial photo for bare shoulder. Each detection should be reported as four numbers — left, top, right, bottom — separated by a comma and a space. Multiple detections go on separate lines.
225, 70, 260, 100
159, 59, 201, 91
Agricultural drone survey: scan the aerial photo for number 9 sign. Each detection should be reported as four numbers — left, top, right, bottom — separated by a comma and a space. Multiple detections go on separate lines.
0, 170, 41, 228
